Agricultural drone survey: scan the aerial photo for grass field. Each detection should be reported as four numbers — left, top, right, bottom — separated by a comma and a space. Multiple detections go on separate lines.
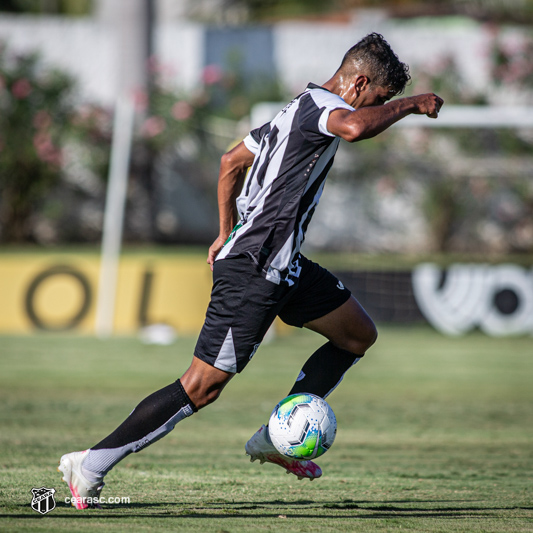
0, 327, 532, 532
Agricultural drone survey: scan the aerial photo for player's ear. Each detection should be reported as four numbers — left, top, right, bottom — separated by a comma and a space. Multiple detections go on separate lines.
353, 75, 370, 96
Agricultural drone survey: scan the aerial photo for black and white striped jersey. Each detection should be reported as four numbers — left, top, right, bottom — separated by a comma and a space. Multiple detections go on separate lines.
216, 83, 354, 285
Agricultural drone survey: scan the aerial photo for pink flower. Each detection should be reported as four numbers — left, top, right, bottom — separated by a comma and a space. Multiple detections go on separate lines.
133, 89, 149, 112
202, 64, 222, 86
45, 149, 62, 168
141, 116, 166, 138
171, 100, 193, 121
376, 177, 397, 195
33, 110, 52, 130
77, 105, 93, 121
33, 132, 62, 167
34, 131, 51, 150
12, 78, 32, 99
147, 56, 176, 78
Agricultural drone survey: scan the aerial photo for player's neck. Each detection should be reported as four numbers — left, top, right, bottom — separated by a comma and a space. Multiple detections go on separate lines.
322, 74, 354, 105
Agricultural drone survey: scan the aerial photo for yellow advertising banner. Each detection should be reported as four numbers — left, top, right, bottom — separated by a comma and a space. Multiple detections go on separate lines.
0, 253, 213, 335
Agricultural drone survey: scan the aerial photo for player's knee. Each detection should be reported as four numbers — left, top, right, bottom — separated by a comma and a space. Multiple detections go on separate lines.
184, 378, 231, 410
365, 321, 378, 350
361, 318, 378, 352
180, 364, 233, 410
341, 318, 378, 355
193, 387, 223, 409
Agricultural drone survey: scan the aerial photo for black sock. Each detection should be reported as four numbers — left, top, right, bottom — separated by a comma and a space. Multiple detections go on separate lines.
82, 380, 197, 479
289, 341, 363, 399
92, 379, 197, 450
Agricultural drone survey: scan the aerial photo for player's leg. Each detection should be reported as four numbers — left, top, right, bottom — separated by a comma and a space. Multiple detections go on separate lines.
246, 257, 377, 480
85, 358, 232, 468
246, 271, 376, 482
275, 255, 377, 398
58, 359, 233, 509
193, 258, 324, 481
180, 356, 234, 408
290, 295, 377, 398
246, 258, 353, 480
58, 256, 258, 509
246, 269, 375, 480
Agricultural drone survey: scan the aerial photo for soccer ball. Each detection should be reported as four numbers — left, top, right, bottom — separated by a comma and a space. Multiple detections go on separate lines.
268, 393, 337, 460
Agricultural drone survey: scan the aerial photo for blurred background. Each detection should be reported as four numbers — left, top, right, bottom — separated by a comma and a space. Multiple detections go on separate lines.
0, 0, 532, 339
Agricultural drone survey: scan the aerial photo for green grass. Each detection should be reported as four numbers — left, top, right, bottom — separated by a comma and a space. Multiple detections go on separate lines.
0, 327, 532, 532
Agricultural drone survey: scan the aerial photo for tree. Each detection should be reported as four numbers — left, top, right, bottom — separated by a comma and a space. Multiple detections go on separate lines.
0, 45, 75, 241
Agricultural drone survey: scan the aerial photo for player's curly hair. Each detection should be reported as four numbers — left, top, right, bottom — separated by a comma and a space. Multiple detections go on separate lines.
338, 33, 411, 95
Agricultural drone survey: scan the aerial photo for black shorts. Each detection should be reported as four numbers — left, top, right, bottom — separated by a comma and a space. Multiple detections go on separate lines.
193, 254, 351, 373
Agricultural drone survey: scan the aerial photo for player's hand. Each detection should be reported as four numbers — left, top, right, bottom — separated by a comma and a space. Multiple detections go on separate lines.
411, 93, 444, 119
207, 236, 227, 270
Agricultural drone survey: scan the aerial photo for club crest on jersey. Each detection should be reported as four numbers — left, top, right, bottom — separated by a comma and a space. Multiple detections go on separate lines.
336, 281, 345, 290
30, 487, 56, 515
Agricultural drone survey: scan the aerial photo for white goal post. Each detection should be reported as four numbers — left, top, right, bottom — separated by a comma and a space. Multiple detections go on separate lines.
398, 105, 533, 128
95, 97, 135, 338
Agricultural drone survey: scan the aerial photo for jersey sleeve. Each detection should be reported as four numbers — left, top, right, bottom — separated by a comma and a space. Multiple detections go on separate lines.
317, 107, 336, 137
298, 91, 354, 142
243, 122, 271, 155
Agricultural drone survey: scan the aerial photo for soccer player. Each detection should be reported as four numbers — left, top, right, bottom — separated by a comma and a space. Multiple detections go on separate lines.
58, 33, 443, 508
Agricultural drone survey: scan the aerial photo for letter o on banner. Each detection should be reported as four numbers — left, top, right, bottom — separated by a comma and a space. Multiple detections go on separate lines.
479, 265, 533, 336
25, 265, 92, 331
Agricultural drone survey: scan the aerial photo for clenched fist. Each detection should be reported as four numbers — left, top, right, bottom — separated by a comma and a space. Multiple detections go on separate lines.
411, 93, 444, 119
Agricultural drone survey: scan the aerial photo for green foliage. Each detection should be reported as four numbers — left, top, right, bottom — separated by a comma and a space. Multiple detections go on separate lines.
0, 43, 111, 243
491, 29, 533, 90
223, 0, 331, 21
140, 59, 285, 151
67, 103, 112, 180
408, 129, 533, 253
397, 40, 533, 253
0, 43, 286, 245
0, 46, 75, 241
405, 54, 487, 105
0, 0, 92, 16
139, 83, 213, 153
220, 0, 533, 24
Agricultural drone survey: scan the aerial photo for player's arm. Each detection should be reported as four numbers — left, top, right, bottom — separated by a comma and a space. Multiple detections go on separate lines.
327, 93, 444, 142
207, 141, 255, 268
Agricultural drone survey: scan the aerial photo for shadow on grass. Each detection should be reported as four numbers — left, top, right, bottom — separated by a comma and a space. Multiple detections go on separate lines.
2, 498, 530, 521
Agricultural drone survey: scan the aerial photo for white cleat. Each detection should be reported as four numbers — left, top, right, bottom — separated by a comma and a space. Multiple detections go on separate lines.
245, 425, 322, 481
58, 450, 104, 509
